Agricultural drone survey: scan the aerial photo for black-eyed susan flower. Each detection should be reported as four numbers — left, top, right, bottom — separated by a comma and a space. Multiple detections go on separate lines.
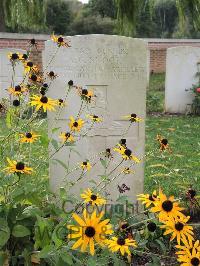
114, 144, 140, 163
86, 114, 102, 123
150, 189, 184, 222
78, 87, 95, 103
40, 83, 48, 95
67, 209, 113, 256
161, 216, 194, 245
8, 85, 27, 96
157, 134, 172, 153
13, 99, 20, 107
176, 240, 200, 257
106, 236, 137, 256
68, 80, 73, 86
177, 247, 200, 266
81, 188, 106, 206
122, 167, 134, 174
123, 113, 142, 123
29, 73, 43, 83
69, 116, 84, 132
120, 138, 127, 147
19, 132, 40, 143
19, 53, 28, 62
51, 34, 71, 47
137, 190, 158, 208
30, 95, 58, 112
80, 161, 91, 171
57, 99, 66, 107
24, 61, 38, 73
8, 52, 20, 62
59, 132, 74, 143
47, 71, 58, 80
4, 158, 32, 175
147, 222, 157, 232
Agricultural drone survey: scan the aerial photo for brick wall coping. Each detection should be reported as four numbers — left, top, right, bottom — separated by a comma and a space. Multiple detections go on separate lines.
145, 38, 200, 43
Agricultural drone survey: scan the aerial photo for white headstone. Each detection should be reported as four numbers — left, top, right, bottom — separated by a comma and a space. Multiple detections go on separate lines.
0, 49, 26, 99
165, 46, 200, 113
44, 35, 148, 202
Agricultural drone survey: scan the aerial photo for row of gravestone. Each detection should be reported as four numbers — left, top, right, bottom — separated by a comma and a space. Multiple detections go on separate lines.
0, 35, 198, 200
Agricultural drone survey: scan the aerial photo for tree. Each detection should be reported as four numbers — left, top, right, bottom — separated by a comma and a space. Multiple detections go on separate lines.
3, 0, 47, 33
115, 0, 200, 36
46, 0, 72, 35
87, 0, 116, 19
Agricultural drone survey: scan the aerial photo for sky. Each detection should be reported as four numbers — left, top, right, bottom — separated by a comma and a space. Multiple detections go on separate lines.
79, 0, 89, 3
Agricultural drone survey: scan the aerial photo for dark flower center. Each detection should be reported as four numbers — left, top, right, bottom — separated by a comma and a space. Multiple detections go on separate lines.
91, 194, 97, 201
16, 162, 25, 170
85, 226, 95, 237
49, 71, 55, 76
117, 238, 125, 246
147, 222, 157, 232
161, 139, 168, 145
191, 257, 200, 266
30, 74, 38, 81
188, 189, 196, 198
25, 132, 32, 138
40, 88, 46, 95
59, 99, 63, 104
58, 37, 64, 43
149, 195, 156, 201
27, 61, 33, 67
131, 113, 137, 118
106, 148, 111, 153
30, 38, 36, 45
65, 132, 71, 138
124, 149, 132, 157
11, 53, 19, 60
43, 83, 48, 88
175, 222, 184, 231
68, 80, 73, 86
40, 96, 48, 103
82, 89, 88, 95
22, 54, 28, 60
15, 85, 21, 92
93, 115, 98, 119
121, 223, 129, 230
120, 139, 126, 145
13, 100, 20, 106
83, 161, 87, 166
73, 122, 78, 127
162, 200, 173, 212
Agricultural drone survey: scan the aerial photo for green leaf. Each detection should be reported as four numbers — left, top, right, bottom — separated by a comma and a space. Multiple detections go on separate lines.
60, 252, 73, 265
155, 238, 167, 254
0, 218, 10, 247
51, 139, 59, 150
12, 225, 31, 237
52, 127, 61, 133
100, 158, 107, 168
6, 110, 13, 128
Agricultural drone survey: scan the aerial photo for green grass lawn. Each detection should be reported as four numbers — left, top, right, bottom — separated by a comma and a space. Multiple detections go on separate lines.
145, 115, 200, 196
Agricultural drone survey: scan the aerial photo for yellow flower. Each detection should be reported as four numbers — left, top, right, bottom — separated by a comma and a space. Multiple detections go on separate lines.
8, 85, 27, 96
78, 87, 95, 103
29, 73, 43, 83
176, 240, 200, 257
69, 116, 84, 132
67, 209, 113, 256
160, 216, 194, 245
106, 237, 137, 256
156, 134, 172, 153
122, 167, 134, 174
30, 95, 58, 112
47, 71, 58, 80
137, 190, 158, 208
81, 188, 106, 206
59, 132, 74, 143
150, 189, 184, 222
80, 161, 91, 171
24, 61, 38, 73
8, 52, 20, 62
114, 144, 140, 163
4, 158, 33, 175
51, 34, 71, 47
19, 132, 40, 143
19, 53, 28, 61
177, 247, 200, 266
123, 113, 142, 123
86, 114, 102, 123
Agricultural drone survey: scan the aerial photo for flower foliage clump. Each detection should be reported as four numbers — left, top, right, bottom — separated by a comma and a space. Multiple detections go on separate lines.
0, 35, 198, 266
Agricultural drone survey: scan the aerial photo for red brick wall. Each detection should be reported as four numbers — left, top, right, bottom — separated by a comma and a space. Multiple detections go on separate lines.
1, 33, 200, 73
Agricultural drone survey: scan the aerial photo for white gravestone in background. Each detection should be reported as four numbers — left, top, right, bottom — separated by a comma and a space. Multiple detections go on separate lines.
45, 35, 148, 202
0, 49, 26, 99
165, 46, 200, 113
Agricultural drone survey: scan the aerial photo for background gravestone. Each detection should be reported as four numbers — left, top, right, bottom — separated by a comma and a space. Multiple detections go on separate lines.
165, 46, 200, 113
0, 49, 26, 99
44, 35, 148, 202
